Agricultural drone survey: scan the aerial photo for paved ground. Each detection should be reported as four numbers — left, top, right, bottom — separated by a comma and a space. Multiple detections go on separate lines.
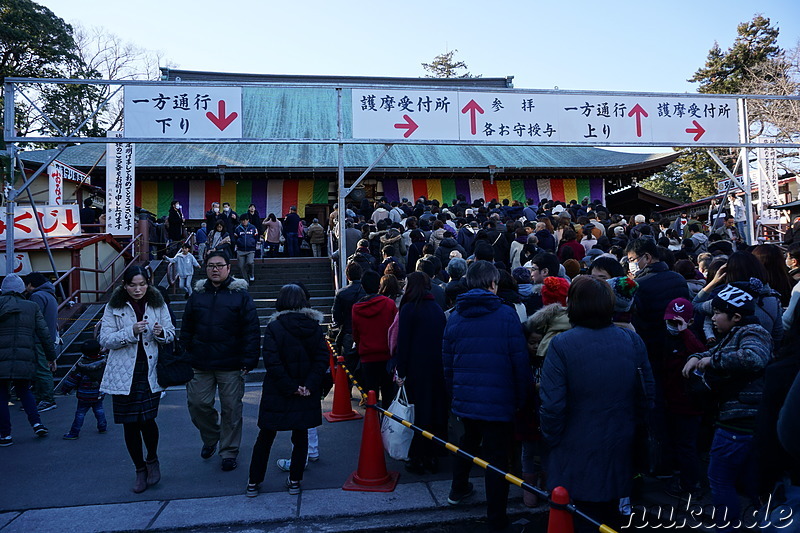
0, 385, 546, 532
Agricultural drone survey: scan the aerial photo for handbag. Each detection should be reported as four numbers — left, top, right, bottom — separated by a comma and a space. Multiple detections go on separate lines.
156, 341, 194, 388
381, 385, 415, 461
300, 240, 311, 250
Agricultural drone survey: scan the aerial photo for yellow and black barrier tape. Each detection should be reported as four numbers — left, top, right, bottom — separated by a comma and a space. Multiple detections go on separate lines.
325, 340, 617, 533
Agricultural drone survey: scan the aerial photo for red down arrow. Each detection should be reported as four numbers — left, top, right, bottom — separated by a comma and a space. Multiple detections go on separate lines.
206, 100, 238, 131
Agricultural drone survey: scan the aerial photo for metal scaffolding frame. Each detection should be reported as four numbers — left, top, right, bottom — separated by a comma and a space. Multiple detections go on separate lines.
4, 77, 800, 282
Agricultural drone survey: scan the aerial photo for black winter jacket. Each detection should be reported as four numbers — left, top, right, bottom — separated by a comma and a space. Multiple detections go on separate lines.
181, 277, 260, 371
258, 308, 329, 431
331, 280, 366, 334
0, 293, 56, 380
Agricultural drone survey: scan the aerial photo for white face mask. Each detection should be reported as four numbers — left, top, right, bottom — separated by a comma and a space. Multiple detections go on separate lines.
213, 207, 220, 213
224, 206, 230, 212
629, 259, 641, 276
666, 323, 680, 336
175, 204, 181, 210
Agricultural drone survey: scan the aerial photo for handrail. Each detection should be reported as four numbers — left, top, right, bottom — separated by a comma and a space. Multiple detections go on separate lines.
55, 234, 143, 312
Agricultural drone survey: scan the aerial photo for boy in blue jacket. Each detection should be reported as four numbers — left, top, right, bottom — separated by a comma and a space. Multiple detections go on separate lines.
60, 340, 107, 439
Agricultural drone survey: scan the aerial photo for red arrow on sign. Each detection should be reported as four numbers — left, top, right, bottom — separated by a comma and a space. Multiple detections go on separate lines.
206, 100, 238, 131
627, 104, 648, 138
394, 115, 419, 138
686, 120, 706, 141
62, 210, 79, 231
461, 100, 485, 135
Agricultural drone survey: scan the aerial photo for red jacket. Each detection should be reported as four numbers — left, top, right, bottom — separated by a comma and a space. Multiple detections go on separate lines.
352, 295, 398, 363
557, 240, 585, 262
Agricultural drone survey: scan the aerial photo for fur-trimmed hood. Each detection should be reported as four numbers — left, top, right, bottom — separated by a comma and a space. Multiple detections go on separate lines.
193, 276, 249, 293
108, 285, 164, 309
267, 307, 324, 325
526, 303, 568, 334
267, 308, 325, 338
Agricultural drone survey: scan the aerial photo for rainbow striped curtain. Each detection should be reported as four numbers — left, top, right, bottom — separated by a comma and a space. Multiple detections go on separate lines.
381, 178, 605, 206
136, 179, 330, 219
136, 177, 604, 219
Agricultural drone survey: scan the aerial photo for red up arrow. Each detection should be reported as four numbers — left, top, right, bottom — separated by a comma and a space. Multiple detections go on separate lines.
206, 100, 238, 132
627, 104, 648, 138
461, 99, 485, 135
394, 115, 419, 138
62, 210, 79, 231
685, 120, 706, 141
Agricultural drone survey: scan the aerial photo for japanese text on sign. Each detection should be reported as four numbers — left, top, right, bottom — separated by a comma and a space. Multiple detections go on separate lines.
106, 131, 136, 236
351, 89, 740, 146
756, 138, 780, 223
47, 160, 88, 206
0, 205, 81, 241
124, 86, 242, 139
0, 253, 32, 276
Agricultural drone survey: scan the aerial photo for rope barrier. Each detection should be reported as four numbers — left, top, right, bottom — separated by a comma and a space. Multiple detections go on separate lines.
325, 339, 618, 533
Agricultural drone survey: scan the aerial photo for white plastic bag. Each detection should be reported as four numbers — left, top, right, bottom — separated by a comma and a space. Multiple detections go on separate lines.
381, 385, 415, 461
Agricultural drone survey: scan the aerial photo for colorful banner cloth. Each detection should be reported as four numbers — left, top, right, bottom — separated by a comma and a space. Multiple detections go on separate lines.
136, 178, 604, 219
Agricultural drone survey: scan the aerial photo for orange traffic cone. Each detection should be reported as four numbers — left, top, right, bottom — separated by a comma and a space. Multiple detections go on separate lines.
342, 390, 399, 492
323, 356, 363, 423
547, 486, 574, 533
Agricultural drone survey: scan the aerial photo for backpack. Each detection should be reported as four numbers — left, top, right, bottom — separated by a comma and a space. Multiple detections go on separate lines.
347, 251, 375, 273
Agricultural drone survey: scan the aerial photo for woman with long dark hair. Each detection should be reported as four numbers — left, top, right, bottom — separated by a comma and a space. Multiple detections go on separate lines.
394, 272, 448, 474
751, 244, 794, 306
99, 266, 175, 493
246, 284, 328, 497
263, 213, 282, 258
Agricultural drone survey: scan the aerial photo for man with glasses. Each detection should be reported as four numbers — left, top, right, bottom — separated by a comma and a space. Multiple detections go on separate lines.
182, 251, 261, 472
625, 238, 689, 476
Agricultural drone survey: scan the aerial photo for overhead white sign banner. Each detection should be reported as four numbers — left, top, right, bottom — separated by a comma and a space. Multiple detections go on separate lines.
106, 131, 136, 236
124, 85, 242, 138
352, 89, 739, 146
756, 138, 781, 223
0, 253, 32, 276
0, 205, 81, 240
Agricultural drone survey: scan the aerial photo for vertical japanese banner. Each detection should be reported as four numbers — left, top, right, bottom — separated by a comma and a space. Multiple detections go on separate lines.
47, 162, 63, 205
755, 138, 780, 224
106, 131, 136, 236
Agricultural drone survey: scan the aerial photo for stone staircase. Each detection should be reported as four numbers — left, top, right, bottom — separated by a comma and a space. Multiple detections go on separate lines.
54, 257, 336, 385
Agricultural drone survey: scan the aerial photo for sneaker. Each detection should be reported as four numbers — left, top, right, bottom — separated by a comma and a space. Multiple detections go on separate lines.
276, 458, 308, 472
98, 427, 107, 434
285, 477, 301, 495
200, 443, 217, 459
245, 483, 260, 498
36, 401, 57, 412
0, 436, 12, 447
33, 423, 48, 437
447, 482, 474, 505
62, 433, 79, 440
221, 457, 237, 471
307, 454, 319, 462
249, 276, 255, 282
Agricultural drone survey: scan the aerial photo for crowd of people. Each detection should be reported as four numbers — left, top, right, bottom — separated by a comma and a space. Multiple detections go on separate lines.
2, 192, 800, 533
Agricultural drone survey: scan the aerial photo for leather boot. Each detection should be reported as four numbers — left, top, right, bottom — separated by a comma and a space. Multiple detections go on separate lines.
132, 467, 148, 493
145, 458, 161, 486
522, 473, 539, 507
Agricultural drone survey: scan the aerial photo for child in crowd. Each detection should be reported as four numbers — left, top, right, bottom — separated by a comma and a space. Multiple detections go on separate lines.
60, 340, 107, 440
166, 243, 200, 298
661, 298, 706, 499
682, 283, 772, 528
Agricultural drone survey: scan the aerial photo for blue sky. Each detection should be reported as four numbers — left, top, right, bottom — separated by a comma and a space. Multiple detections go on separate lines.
36, 0, 800, 94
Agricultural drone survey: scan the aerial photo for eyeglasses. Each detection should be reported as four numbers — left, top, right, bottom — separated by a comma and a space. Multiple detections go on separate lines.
627, 256, 642, 264
206, 263, 229, 270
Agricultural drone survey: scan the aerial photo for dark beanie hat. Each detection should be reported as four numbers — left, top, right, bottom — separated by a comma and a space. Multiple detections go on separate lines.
712, 281, 757, 316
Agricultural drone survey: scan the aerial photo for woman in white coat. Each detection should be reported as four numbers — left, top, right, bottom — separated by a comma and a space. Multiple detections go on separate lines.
99, 266, 175, 493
